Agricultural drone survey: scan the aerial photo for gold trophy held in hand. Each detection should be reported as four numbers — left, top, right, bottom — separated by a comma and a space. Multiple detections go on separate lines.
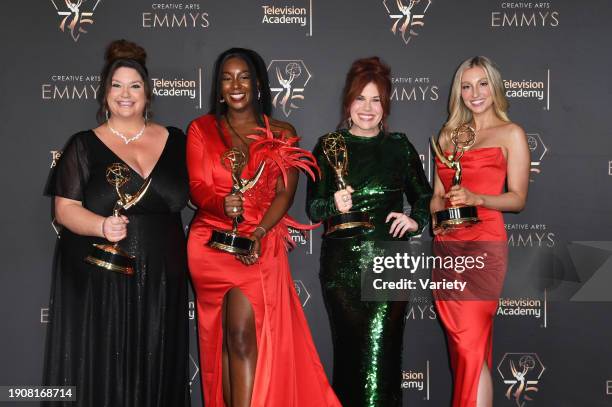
431, 124, 480, 231
208, 148, 266, 255
84, 163, 152, 275
322, 132, 374, 238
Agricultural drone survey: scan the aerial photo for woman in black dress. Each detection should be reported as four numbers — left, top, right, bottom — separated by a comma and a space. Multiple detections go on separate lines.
43, 40, 190, 407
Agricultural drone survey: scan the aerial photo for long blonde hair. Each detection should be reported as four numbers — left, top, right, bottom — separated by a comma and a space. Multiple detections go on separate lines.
444, 56, 510, 134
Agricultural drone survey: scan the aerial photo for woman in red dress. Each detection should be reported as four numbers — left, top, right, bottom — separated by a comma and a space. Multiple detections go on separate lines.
187, 48, 340, 407
431, 56, 530, 407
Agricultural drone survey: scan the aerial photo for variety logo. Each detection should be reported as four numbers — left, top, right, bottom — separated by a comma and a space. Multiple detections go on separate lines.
293, 280, 311, 307
141, 2, 210, 29
41, 74, 100, 101
49, 0, 102, 42
504, 70, 550, 110
382, 0, 432, 45
608, 160, 612, 176
261, 1, 312, 36
490, 1, 559, 28
526, 133, 548, 180
506, 223, 555, 248
267, 60, 312, 117
497, 353, 545, 406
401, 363, 429, 397
391, 76, 439, 102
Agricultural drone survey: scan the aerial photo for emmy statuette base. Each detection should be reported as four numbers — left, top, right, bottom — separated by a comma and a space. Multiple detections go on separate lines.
84, 243, 135, 275
434, 206, 479, 231
325, 211, 375, 239
208, 229, 254, 255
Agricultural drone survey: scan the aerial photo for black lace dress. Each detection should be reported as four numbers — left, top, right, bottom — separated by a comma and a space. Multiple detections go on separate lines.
42, 128, 190, 407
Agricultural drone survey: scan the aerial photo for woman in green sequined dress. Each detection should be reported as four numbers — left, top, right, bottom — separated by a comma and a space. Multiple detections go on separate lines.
306, 57, 432, 407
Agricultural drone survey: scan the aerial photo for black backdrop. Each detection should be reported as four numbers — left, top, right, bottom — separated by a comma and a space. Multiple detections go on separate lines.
1, 1, 612, 406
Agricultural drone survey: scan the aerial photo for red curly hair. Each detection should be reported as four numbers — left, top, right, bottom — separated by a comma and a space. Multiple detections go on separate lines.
340, 57, 392, 131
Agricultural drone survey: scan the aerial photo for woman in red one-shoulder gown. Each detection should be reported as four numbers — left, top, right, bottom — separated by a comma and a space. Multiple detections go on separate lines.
431, 56, 530, 407
187, 48, 340, 407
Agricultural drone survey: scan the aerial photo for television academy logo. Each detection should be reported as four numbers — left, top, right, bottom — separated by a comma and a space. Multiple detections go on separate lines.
267, 60, 312, 117
151, 68, 204, 109
527, 133, 548, 180
504, 70, 551, 110
401, 362, 430, 398
293, 280, 311, 307
497, 353, 545, 406
497, 297, 544, 323
50, 150, 63, 168
491, 1, 559, 28
382, 0, 432, 45
49, 0, 102, 41
260, 1, 312, 36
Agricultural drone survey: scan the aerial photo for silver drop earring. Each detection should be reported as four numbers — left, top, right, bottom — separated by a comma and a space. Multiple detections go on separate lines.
257, 89, 261, 100
105, 109, 110, 122
347, 117, 353, 128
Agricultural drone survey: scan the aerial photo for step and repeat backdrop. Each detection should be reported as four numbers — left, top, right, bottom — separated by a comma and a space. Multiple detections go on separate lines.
1, 1, 611, 406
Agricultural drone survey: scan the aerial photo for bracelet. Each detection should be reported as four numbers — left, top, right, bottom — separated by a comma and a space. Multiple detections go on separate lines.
254, 226, 267, 236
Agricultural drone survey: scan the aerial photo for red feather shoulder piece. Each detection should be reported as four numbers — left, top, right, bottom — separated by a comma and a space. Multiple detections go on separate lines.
247, 115, 321, 248
247, 115, 321, 186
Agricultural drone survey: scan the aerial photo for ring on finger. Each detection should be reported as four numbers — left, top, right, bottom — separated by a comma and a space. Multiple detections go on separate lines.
232, 206, 238, 213
342, 195, 349, 202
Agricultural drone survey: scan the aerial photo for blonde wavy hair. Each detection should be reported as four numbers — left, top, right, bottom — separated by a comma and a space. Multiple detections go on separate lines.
443, 56, 510, 134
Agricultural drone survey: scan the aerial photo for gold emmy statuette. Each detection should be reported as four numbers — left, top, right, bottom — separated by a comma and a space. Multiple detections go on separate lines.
322, 132, 374, 238
431, 124, 480, 231
207, 148, 266, 255
84, 163, 152, 275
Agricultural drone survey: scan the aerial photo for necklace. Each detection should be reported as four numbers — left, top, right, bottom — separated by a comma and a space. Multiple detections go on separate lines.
224, 115, 251, 149
108, 121, 146, 145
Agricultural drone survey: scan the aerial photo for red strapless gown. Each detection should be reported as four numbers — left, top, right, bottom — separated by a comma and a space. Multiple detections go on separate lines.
433, 147, 508, 407
186, 115, 340, 407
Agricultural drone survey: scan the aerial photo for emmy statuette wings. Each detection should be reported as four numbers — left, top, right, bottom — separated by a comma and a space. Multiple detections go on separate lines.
84, 163, 152, 275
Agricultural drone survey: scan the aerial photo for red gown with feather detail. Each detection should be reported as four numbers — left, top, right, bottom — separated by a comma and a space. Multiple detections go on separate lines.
186, 114, 340, 407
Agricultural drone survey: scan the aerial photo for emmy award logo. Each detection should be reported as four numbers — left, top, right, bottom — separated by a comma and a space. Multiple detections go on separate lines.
430, 124, 480, 231
84, 163, 151, 275
383, 0, 431, 44
321, 132, 374, 238
50, 0, 101, 42
497, 353, 545, 407
268, 60, 312, 117
207, 148, 266, 255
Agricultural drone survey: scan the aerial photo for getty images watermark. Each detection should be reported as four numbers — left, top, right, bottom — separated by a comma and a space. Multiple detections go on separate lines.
361, 241, 507, 302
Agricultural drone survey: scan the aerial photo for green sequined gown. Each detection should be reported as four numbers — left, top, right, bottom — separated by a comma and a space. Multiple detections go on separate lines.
306, 130, 432, 407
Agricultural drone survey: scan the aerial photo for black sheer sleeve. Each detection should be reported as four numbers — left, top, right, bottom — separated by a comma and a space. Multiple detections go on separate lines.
44, 132, 90, 201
